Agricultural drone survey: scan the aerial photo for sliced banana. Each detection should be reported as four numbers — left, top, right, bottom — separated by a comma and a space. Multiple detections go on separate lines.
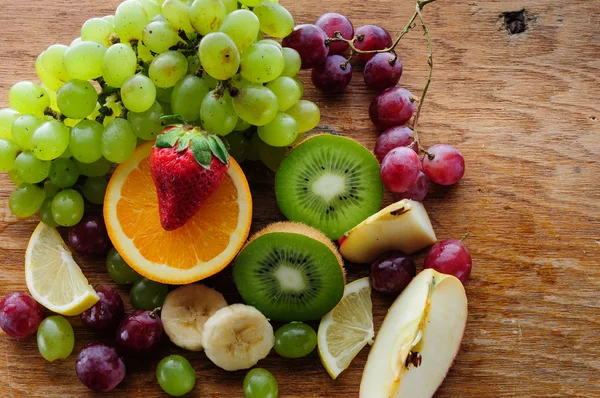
202, 304, 274, 371
161, 284, 228, 351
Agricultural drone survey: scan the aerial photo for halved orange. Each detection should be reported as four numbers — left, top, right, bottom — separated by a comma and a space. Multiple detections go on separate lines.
104, 142, 252, 284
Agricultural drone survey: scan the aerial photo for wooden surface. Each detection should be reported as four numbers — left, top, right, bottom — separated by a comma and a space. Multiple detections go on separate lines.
0, 0, 599, 396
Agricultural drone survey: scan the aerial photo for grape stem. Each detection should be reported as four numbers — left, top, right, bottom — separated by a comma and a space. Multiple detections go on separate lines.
43, 107, 65, 122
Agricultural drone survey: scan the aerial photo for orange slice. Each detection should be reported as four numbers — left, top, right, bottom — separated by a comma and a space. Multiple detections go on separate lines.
104, 142, 252, 284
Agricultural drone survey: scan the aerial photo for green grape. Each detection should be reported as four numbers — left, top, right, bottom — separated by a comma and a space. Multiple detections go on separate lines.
37, 316, 74, 362
42, 44, 71, 83
15, 152, 50, 183
103, 15, 116, 26
285, 100, 320, 133
152, 13, 168, 22
240, 43, 284, 83
256, 30, 264, 42
190, 0, 225, 35
81, 18, 115, 47
257, 112, 298, 147
137, 0, 162, 18
266, 77, 301, 111
63, 41, 107, 81
130, 278, 169, 310
156, 87, 174, 103
224, 132, 249, 163
218, 10, 259, 51
0, 108, 20, 139
115, 0, 149, 43
43, 85, 59, 112
107, 247, 142, 284
202, 73, 219, 90
49, 158, 79, 188
239, 0, 263, 7
57, 80, 98, 119
253, 2, 293, 38
9, 184, 45, 218
8, 81, 50, 117
121, 74, 157, 113
36, 53, 65, 91
31, 120, 70, 161
138, 41, 156, 63
187, 54, 201, 75
243, 368, 278, 398
292, 77, 304, 97
198, 32, 240, 80
234, 118, 251, 132
102, 119, 137, 163
70, 37, 82, 46
222, 0, 237, 13
232, 84, 278, 126
259, 141, 287, 171
143, 21, 182, 54
170, 75, 209, 123
149, 51, 188, 88
128, 101, 164, 140
82, 176, 108, 204
70, 119, 104, 163
200, 91, 238, 136
102, 44, 137, 88
74, 157, 112, 177
161, 0, 194, 34
59, 145, 73, 158
8, 170, 23, 186
39, 198, 59, 227
51, 189, 85, 227
246, 133, 261, 161
0, 138, 20, 171
280, 47, 301, 77
43, 181, 61, 198
257, 39, 282, 51
273, 322, 316, 358
156, 355, 196, 396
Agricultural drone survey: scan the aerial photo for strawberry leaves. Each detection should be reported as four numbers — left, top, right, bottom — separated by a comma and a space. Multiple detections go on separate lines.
191, 135, 212, 169
156, 127, 184, 148
207, 135, 229, 164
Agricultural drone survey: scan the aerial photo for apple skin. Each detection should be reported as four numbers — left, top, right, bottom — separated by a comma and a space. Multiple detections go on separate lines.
338, 200, 437, 264
360, 269, 468, 398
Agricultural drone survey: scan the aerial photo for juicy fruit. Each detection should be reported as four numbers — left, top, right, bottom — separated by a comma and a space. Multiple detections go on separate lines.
130, 278, 168, 310
315, 12, 354, 55
282, 24, 329, 69
424, 239, 473, 283
364, 52, 403, 91
380, 147, 421, 193
156, 355, 196, 396
311, 55, 352, 92
370, 252, 416, 295
275, 135, 383, 240
274, 322, 317, 359
104, 141, 252, 284
354, 25, 393, 62
150, 126, 229, 231
116, 310, 164, 357
339, 200, 437, 264
106, 248, 142, 285
244, 368, 279, 398
369, 87, 416, 130
374, 125, 417, 163
202, 304, 274, 371
76, 343, 126, 393
233, 222, 345, 322
359, 269, 468, 398
422, 144, 465, 186
0, 292, 44, 339
80, 285, 125, 332
394, 171, 430, 202
68, 214, 111, 257
37, 315, 75, 362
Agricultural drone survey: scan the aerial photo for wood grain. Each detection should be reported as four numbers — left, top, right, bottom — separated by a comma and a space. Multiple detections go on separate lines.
0, 0, 599, 396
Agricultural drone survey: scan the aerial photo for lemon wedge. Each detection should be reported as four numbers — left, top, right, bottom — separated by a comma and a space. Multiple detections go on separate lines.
25, 222, 98, 316
317, 277, 374, 379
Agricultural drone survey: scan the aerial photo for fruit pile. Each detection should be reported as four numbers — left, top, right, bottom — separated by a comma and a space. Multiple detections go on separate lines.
0, 0, 474, 396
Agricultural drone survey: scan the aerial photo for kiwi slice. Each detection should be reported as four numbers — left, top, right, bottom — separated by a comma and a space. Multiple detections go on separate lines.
275, 134, 383, 240
233, 222, 345, 322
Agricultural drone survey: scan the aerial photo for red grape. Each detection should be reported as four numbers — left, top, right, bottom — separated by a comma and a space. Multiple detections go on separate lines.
370, 251, 416, 295
68, 214, 112, 257
311, 55, 352, 92
282, 24, 329, 69
0, 292, 44, 339
354, 25, 392, 62
374, 125, 416, 162
116, 310, 163, 357
81, 285, 124, 333
424, 239, 472, 283
369, 87, 416, 130
315, 12, 354, 55
380, 147, 421, 193
422, 144, 465, 186
393, 171, 430, 202
76, 343, 126, 392
363, 52, 402, 92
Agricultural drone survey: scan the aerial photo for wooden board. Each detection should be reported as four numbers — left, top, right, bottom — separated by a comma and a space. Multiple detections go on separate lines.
0, 0, 599, 396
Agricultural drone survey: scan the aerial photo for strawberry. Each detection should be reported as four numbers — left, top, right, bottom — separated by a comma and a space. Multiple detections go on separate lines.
150, 125, 229, 231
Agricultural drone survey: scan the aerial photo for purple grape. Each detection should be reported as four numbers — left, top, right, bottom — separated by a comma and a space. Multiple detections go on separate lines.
116, 310, 163, 357
424, 239, 472, 283
282, 24, 329, 69
422, 144, 465, 186
0, 292, 44, 339
380, 147, 421, 193
370, 251, 416, 295
369, 87, 416, 130
68, 214, 112, 257
311, 55, 352, 92
315, 12, 354, 55
76, 343, 126, 392
374, 126, 416, 162
394, 171, 431, 202
364, 52, 402, 92
81, 285, 125, 333
354, 25, 393, 62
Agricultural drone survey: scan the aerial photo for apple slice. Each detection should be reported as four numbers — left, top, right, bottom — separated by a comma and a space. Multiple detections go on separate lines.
338, 199, 437, 264
360, 269, 467, 398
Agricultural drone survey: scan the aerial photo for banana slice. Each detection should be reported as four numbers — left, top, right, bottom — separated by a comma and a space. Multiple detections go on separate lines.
161, 284, 228, 351
202, 304, 274, 371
